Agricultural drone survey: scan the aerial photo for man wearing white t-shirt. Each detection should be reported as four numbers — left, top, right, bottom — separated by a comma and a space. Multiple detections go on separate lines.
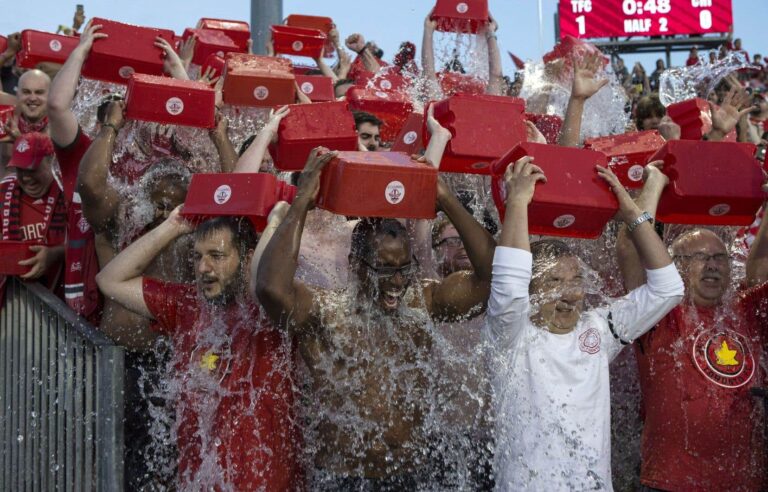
487, 156, 684, 491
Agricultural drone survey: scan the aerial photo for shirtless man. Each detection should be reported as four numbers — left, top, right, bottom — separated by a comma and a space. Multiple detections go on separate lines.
256, 149, 496, 488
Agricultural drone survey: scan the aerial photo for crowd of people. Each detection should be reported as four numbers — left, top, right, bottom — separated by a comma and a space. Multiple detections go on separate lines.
1, 4, 767, 491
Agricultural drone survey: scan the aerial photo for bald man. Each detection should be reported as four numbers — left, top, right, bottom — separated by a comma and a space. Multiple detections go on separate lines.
617, 163, 768, 491
1, 69, 51, 140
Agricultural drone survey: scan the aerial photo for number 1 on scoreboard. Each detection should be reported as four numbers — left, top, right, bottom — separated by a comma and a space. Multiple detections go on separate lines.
576, 15, 585, 35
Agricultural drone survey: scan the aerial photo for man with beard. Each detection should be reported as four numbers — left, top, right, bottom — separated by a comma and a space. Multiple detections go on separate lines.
96, 209, 298, 490
256, 147, 496, 488
616, 163, 768, 491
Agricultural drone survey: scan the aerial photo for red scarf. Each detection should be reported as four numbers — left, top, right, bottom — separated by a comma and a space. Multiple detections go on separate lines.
17, 115, 49, 135
1, 176, 66, 241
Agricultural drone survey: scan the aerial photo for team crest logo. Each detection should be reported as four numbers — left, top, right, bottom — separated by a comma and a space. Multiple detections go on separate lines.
213, 184, 232, 205
78, 216, 90, 233
385, 181, 405, 204
16, 139, 30, 153
190, 345, 231, 384
579, 327, 601, 354
693, 331, 755, 388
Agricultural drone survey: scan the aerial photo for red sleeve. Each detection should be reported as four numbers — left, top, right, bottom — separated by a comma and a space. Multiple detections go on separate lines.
53, 126, 92, 202
142, 277, 182, 336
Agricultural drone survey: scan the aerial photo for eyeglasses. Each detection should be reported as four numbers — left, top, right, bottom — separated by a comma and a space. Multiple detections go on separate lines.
433, 236, 463, 248
674, 253, 729, 264
358, 256, 419, 279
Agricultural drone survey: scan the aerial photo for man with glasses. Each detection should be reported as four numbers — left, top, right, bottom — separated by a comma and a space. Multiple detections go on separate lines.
616, 162, 768, 491
255, 147, 495, 489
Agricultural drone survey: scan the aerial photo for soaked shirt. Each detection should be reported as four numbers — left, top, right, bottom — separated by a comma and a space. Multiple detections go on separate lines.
486, 247, 683, 491
142, 278, 299, 491
636, 283, 768, 492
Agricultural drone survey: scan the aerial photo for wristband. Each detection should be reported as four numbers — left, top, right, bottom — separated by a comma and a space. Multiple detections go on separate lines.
627, 211, 654, 233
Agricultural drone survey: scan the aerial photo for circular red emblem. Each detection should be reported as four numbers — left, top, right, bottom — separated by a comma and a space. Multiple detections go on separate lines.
579, 328, 601, 354
692, 331, 755, 389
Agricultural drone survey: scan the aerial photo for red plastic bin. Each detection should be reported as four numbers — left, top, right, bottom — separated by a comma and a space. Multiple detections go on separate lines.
271, 101, 358, 171
183, 28, 244, 66
125, 74, 216, 128
270, 25, 327, 59
197, 18, 250, 51
317, 151, 438, 219
16, 30, 78, 68
584, 130, 666, 188
666, 98, 737, 142
81, 18, 176, 84
437, 71, 486, 96
653, 140, 764, 225
356, 70, 409, 94
201, 53, 226, 79
391, 112, 426, 156
181, 173, 283, 232
346, 87, 414, 143
285, 14, 335, 59
222, 53, 296, 107
431, 0, 489, 34
425, 94, 526, 174
491, 142, 617, 239
295, 74, 335, 102
0, 241, 35, 276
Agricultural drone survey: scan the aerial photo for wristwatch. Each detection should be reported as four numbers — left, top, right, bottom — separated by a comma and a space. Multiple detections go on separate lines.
627, 211, 654, 233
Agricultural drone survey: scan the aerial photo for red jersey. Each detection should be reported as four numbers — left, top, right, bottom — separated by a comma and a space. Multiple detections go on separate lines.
53, 127, 101, 323
636, 283, 768, 491
142, 278, 299, 491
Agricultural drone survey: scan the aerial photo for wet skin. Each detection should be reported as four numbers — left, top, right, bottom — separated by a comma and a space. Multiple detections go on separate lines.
530, 255, 586, 334
673, 232, 731, 308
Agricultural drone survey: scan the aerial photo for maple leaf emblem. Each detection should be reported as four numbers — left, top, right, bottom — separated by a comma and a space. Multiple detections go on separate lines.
200, 352, 219, 371
715, 340, 739, 366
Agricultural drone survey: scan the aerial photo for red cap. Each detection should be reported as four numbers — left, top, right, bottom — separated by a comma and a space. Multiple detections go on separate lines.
8, 132, 54, 170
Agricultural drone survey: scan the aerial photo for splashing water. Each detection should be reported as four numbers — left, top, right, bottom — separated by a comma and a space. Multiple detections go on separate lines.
658, 51, 756, 106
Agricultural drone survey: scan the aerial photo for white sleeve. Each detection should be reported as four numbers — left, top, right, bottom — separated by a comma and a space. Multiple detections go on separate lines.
485, 246, 532, 352
596, 262, 684, 358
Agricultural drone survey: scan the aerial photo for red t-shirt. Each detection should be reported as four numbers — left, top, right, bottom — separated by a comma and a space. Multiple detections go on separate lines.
142, 277, 299, 491
53, 127, 101, 323
636, 283, 768, 491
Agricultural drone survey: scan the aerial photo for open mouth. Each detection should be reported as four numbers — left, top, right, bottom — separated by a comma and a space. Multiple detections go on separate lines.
555, 303, 576, 313
701, 275, 721, 285
382, 289, 404, 309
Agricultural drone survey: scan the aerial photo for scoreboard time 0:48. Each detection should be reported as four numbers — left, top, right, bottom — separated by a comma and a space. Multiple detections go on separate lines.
559, 0, 733, 39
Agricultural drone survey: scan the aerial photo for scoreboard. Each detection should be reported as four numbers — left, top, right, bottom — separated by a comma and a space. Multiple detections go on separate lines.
559, 0, 733, 39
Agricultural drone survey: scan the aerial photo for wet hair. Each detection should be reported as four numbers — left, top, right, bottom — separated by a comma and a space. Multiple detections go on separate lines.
96, 93, 125, 124
431, 216, 453, 247
194, 216, 258, 261
139, 159, 192, 195
350, 218, 408, 263
531, 239, 576, 279
456, 190, 499, 236
635, 95, 666, 130
353, 111, 383, 130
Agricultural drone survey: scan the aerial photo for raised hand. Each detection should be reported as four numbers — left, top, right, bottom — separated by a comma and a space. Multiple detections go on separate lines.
571, 52, 608, 100
77, 21, 107, 52
154, 36, 189, 80
641, 160, 669, 188
426, 103, 451, 140
264, 105, 290, 142
345, 33, 366, 53
596, 165, 642, 224
165, 205, 195, 236
297, 147, 338, 206
178, 35, 196, 70
197, 65, 220, 86
710, 84, 754, 137
503, 156, 547, 205
105, 100, 126, 131
657, 116, 681, 141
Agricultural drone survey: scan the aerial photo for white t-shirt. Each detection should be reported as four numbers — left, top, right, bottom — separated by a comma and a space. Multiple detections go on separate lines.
486, 247, 684, 491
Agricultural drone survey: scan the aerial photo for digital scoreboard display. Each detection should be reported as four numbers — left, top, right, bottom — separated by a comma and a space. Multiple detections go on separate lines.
559, 0, 733, 39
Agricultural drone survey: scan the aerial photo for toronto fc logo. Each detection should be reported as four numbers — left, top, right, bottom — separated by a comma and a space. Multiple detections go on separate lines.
579, 327, 601, 354
385, 181, 405, 205
693, 331, 755, 388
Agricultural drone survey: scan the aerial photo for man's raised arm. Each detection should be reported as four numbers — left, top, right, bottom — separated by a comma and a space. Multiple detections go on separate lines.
48, 21, 106, 147
95, 206, 193, 319
746, 179, 768, 287
255, 148, 337, 330
558, 53, 608, 147
76, 100, 123, 233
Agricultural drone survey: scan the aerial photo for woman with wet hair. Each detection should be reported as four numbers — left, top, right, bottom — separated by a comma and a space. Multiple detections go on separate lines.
486, 156, 683, 491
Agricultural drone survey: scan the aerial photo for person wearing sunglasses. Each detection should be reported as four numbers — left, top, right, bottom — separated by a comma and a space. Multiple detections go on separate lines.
616, 162, 768, 491
255, 144, 495, 489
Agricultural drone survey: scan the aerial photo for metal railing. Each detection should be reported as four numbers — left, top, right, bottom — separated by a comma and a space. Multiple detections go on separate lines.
1, 277, 124, 491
